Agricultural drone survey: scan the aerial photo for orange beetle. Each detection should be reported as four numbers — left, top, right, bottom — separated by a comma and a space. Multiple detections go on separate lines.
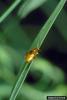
25, 48, 40, 63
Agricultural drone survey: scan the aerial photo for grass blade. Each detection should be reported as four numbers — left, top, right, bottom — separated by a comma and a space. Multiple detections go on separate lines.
42, 0, 67, 41
10, 62, 32, 100
10, 0, 66, 100
0, 0, 21, 23
18, 0, 47, 18
31, 0, 67, 48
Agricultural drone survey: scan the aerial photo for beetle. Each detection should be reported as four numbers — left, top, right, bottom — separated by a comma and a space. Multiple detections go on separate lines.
25, 48, 40, 63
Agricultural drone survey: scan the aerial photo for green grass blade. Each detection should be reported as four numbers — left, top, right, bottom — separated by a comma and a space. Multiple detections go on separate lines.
0, 0, 21, 23
10, 62, 32, 100
31, 0, 67, 48
18, 0, 47, 18
42, 0, 67, 41
9, 0, 66, 100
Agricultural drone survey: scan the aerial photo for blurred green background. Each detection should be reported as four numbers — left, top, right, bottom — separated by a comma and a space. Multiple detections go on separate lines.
0, 0, 67, 100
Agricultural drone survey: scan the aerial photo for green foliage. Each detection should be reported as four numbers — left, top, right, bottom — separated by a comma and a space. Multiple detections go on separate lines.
18, 0, 47, 18
9, 0, 67, 100
0, 0, 21, 23
0, 0, 67, 100
42, 0, 67, 41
